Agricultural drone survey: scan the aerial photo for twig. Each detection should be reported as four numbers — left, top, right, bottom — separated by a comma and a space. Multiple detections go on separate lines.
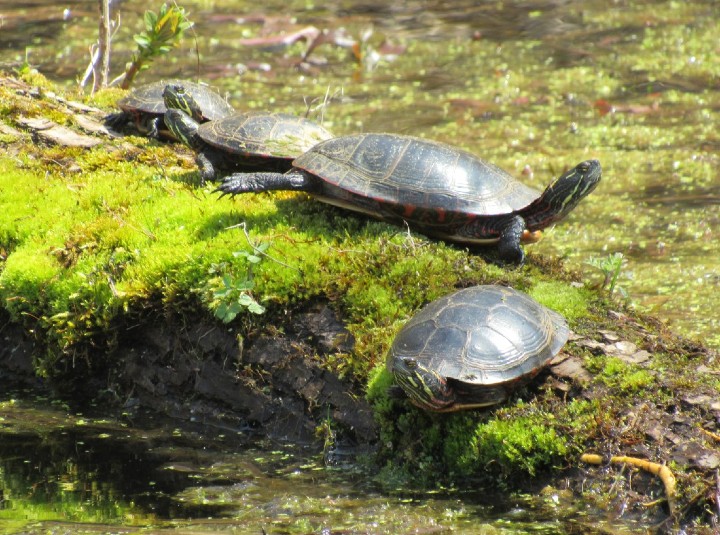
701, 428, 720, 443
79, 44, 100, 92
97, 0, 112, 90
79, 1, 120, 93
303, 86, 343, 122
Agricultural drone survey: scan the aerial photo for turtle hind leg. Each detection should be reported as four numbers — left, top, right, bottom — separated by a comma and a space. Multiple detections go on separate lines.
497, 215, 527, 266
104, 111, 129, 130
214, 171, 317, 197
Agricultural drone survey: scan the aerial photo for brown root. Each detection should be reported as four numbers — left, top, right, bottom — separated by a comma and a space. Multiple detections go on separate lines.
580, 453, 677, 517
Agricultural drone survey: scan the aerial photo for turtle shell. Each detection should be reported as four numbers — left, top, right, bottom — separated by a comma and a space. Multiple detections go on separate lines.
118, 79, 234, 121
294, 133, 542, 216
388, 285, 569, 393
197, 111, 333, 160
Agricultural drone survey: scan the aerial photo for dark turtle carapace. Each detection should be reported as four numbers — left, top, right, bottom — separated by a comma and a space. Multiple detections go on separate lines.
388, 285, 570, 412
105, 80, 234, 140
162, 84, 333, 182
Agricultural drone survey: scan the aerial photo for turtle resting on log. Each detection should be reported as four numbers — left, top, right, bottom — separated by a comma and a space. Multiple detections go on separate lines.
215, 132, 601, 264
162, 84, 333, 182
105, 80, 234, 140
387, 285, 570, 412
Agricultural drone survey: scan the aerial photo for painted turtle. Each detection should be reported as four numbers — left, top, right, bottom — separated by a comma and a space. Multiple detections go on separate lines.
105, 80, 234, 139
162, 84, 333, 183
215, 133, 602, 263
388, 285, 569, 412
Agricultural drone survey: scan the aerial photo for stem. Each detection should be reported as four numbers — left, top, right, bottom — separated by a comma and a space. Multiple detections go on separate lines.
121, 60, 141, 90
97, 0, 112, 91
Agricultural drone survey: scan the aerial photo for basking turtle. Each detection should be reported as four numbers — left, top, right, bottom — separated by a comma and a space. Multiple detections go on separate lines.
162, 84, 333, 182
215, 133, 602, 263
388, 285, 570, 412
105, 79, 234, 139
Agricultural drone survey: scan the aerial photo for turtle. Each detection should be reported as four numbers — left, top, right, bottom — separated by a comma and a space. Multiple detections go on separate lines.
214, 133, 602, 264
162, 84, 334, 183
105, 79, 234, 140
387, 285, 570, 412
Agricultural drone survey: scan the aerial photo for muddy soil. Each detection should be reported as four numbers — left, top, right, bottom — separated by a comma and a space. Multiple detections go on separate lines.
116, 304, 376, 444
0, 305, 376, 446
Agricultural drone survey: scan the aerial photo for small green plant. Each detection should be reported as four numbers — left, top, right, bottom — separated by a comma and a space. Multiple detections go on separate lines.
315, 410, 337, 463
205, 243, 269, 322
586, 252, 627, 298
121, 3, 193, 88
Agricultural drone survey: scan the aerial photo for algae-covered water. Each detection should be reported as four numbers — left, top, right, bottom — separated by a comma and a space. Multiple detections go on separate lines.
1, 0, 718, 347
1, 398, 625, 534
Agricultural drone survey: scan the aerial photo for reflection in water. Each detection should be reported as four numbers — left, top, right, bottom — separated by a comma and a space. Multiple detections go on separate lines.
0, 400, 594, 533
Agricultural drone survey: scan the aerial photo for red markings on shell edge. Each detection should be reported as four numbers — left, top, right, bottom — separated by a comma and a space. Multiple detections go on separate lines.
435, 207, 446, 223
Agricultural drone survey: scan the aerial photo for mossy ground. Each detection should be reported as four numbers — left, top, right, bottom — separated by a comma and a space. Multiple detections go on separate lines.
1, 72, 719, 530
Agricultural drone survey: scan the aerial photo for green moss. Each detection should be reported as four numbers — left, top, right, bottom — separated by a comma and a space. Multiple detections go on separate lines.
440, 414, 482, 474
596, 357, 657, 394
368, 394, 576, 485
0, 246, 61, 320
366, 366, 394, 411
529, 279, 592, 321
472, 413, 568, 478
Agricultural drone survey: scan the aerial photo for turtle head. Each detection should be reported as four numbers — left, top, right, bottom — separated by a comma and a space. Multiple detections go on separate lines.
163, 84, 204, 123
529, 160, 602, 228
164, 108, 201, 149
391, 357, 456, 411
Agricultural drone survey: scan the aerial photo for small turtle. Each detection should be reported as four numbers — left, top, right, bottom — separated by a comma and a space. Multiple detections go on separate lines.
163, 84, 333, 182
388, 285, 570, 412
215, 133, 601, 263
105, 80, 234, 139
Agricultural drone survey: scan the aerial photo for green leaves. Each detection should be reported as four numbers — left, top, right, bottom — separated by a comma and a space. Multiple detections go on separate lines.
122, 4, 193, 88
204, 243, 271, 323
586, 252, 627, 298
232, 241, 270, 266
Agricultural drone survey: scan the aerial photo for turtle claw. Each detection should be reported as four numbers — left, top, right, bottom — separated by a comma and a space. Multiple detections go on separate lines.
214, 177, 242, 197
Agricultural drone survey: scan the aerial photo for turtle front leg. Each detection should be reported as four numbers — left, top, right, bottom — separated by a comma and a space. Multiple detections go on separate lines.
497, 215, 527, 265
196, 152, 219, 185
146, 116, 161, 139
215, 171, 317, 196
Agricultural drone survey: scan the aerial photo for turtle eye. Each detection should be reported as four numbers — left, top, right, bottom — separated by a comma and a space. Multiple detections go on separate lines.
578, 162, 589, 173
403, 357, 418, 370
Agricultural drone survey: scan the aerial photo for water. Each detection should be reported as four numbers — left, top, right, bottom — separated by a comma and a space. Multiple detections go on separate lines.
0, 399, 601, 533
